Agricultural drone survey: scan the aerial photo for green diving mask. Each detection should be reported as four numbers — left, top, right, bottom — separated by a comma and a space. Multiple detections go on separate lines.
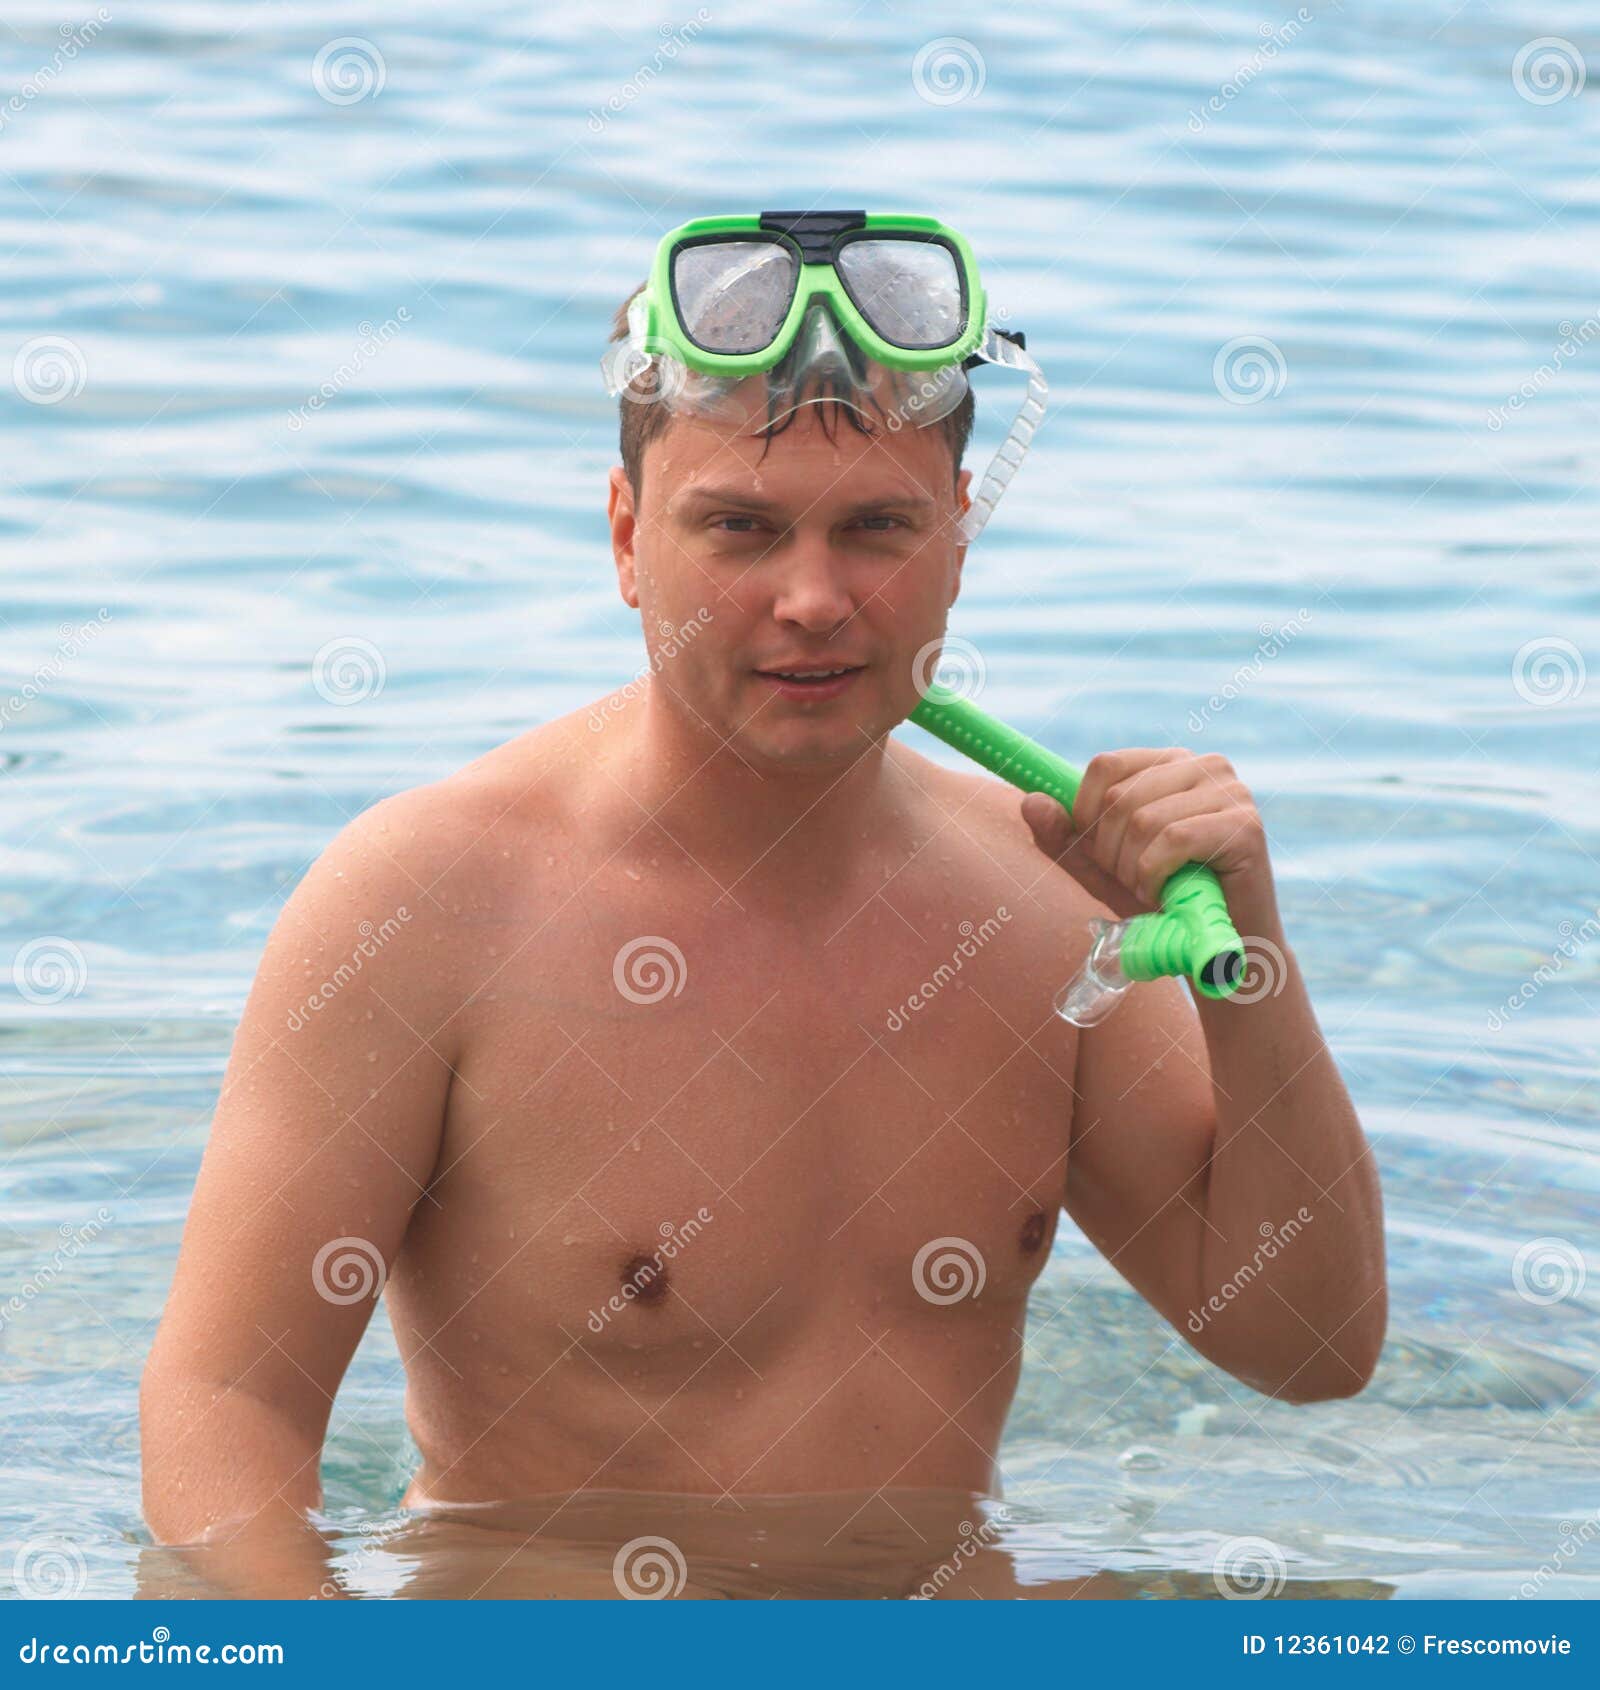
601, 209, 1047, 543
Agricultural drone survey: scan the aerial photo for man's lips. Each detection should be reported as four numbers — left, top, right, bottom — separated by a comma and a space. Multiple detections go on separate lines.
753, 662, 866, 701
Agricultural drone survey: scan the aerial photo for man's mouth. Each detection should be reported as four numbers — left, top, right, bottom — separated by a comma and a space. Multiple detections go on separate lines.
753, 663, 866, 700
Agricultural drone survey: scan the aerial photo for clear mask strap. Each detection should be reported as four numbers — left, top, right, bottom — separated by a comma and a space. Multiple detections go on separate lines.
958, 329, 1048, 545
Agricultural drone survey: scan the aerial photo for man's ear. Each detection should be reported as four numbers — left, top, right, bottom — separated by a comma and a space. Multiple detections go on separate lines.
608, 465, 639, 608
949, 467, 973, 608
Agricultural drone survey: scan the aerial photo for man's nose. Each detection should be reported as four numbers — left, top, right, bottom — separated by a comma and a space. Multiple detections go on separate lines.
770, 534, 856, 631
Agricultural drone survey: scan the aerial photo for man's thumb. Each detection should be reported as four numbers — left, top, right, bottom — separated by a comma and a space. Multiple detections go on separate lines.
1021, 790, 1076, 858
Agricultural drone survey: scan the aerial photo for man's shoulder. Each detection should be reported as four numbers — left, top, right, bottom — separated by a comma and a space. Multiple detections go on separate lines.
325, 714, 590, 912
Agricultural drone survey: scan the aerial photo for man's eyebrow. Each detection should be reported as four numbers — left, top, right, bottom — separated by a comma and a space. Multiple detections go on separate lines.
675, 485, 939, 516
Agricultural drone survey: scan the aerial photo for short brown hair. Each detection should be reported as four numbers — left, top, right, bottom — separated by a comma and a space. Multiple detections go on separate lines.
609, 286, 974, 497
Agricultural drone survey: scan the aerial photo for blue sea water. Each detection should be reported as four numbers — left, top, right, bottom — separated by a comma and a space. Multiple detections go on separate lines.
1, 0, 1597, 1599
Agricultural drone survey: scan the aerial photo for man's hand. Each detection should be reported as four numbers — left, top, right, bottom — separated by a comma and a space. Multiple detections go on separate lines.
1019, 746, 1280, 941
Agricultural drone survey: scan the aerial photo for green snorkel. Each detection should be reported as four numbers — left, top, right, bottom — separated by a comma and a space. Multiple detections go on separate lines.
606, 208, 1246, 1023
908, 686, 1247, 1025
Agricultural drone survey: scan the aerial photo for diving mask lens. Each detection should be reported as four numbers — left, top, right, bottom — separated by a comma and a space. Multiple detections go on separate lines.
671, 239, 797, 356
834, 238, 966, 350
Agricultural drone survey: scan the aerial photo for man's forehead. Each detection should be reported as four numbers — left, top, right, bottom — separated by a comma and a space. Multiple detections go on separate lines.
647, 407, 953, 510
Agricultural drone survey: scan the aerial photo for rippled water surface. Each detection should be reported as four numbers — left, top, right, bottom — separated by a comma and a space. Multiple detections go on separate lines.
2, 0, 1598, 1599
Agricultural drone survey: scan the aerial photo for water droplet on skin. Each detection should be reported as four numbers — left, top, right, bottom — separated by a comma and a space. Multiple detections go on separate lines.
488, 946, 498, 957
625, 868, 640, 881
365, 1051, 377, 1063
562, 1234, 578, 1246
691, 1338, 704, 1349
498, 1364, 509, 1376
546, 856, 555, 867
734, 1388, 744, 1401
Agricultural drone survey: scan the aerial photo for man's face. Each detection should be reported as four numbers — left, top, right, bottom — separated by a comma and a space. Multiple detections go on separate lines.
608, 401, 971, 769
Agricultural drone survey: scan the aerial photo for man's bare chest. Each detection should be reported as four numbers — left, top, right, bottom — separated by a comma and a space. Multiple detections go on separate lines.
410, 867, 1079, 1351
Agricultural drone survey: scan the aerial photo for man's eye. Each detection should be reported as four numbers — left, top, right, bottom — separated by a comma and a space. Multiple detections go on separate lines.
856, 515, 906, 532
712, 515, 763, 534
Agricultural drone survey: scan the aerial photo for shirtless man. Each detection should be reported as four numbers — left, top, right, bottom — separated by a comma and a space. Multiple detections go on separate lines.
140, 211, 1386, 1599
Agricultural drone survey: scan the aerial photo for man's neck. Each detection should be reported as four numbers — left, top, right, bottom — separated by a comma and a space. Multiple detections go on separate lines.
612, 687, 908, 909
